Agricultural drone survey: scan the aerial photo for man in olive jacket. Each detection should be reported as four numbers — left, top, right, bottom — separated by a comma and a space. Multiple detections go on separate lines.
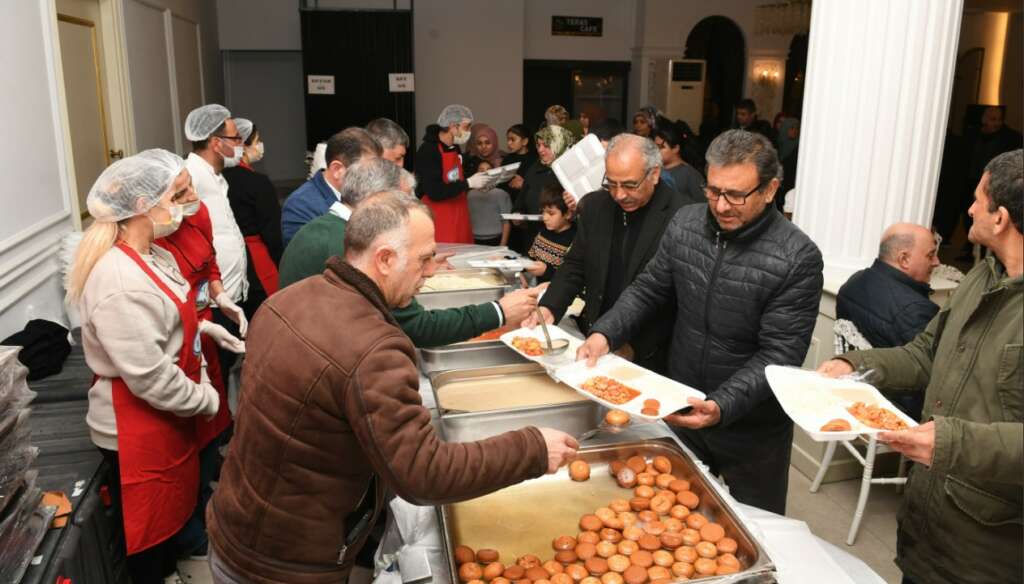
820, 149, 1023, 584
579, 130, 824, 514
208, 193, 577, 583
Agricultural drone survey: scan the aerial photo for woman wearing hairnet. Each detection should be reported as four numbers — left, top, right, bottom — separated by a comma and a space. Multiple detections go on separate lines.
67, 150, 225, 583
414, 104, 496, 243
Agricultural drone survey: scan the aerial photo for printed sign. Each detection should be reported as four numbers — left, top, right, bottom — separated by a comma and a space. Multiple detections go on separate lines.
307, 75, 335, 95
388, 73, 415, 92
552, 15, 603, 37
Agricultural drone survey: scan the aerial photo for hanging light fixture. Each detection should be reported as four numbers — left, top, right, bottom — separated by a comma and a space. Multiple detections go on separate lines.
755, 0, 812, 36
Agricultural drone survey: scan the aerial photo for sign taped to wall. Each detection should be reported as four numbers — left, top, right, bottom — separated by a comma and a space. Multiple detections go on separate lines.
307, 75, 335, 95
388, 73, 415, 92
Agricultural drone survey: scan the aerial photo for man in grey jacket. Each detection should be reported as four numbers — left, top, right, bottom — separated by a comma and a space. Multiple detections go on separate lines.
578, 130, 824, 513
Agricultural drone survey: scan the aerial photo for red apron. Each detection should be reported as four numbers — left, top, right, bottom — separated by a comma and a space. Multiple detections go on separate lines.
155, 206, 232, 449
110, 243, 202, 554
422, 143, 474, 243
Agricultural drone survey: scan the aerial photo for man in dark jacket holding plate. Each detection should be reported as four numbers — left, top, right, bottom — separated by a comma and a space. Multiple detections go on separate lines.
578, 130, 824, 514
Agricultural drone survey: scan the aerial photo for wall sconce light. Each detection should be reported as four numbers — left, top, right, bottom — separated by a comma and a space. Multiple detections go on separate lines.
756, 66, 781, 87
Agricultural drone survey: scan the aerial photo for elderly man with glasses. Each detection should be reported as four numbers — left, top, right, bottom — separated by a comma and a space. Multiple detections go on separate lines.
578, 129, 824, 514
526, 133, 688, 373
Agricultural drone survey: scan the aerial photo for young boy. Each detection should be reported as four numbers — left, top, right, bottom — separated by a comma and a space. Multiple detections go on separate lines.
467, 160, 513, 246
526, 184, 577, 283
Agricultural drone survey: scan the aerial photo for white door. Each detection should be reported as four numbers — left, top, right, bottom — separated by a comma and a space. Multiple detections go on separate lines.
55, 0, 128, 221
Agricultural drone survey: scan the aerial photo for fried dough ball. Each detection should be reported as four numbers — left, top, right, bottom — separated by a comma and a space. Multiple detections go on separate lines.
599, 528, 623, 543
699, 522, 725, 543
570, 460, 592, 481
477, 549, 500, 563
578, 531, 601, 544
607, 554, 631, 573
454, 545, 476, 565
576, 542, 597, 560
654, 474, 676, 490
652, 456, 672, 474
669, 504, 690, 520
636, 473, 655, 487
617, 540, 639, 556
595, 541, 617, 558
616, 467, 638, 489
564, 563, 589, 581
580, 515, 603, 532
555, 550, 579, 564
716, 537, 738, 554
482, 562, 504, 580
652, 550, 674, 568
629, 550, 653, 568
672, 561, 695, 578
684, 512, 708, 530
605, 410, 630, 427
694, 557, 717, 576
517, 555, 541, 569
674, 546, 698, 564
584, 556, 610, 576
622, 565, 647, 584
609, 499, 631, 513
502, 565, 526, 579
554, 535, 578, 551
668, 479, 690, 493
695, 541, 718, 559
626, 456, 647, 474
458, 563, 483, 582
676, 491, 699, 510
543, 560, 565, 575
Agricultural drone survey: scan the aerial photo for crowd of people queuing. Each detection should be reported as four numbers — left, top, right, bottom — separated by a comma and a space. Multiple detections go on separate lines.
65, 93, 1021, 584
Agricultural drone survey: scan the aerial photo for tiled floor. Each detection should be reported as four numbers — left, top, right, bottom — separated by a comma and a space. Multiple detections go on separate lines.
186, 467, 905, 584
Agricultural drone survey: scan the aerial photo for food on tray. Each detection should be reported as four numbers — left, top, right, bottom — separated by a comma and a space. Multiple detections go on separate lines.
846, 401, 908, 430
569, 459, 591, 481
455, 455, 746, 579
581, 376, 642, 405
437, 373, 584, 412
820, 418, 853, 432
465, 326, 510, 342
640, 398, 662, 417
510, 335, 545, 356
605, 409, 631, 427
420, 273, 503, 292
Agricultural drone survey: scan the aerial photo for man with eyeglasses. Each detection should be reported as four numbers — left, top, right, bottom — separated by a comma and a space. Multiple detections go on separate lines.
578, 129, 824, 514
526, 133, 688, 373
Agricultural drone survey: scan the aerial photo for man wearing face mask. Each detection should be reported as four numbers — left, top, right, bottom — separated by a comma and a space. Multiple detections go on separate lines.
414, 104, 495, 243
281, 128, 382, 247
184, 104, 251, 392
223, 118, 283, 314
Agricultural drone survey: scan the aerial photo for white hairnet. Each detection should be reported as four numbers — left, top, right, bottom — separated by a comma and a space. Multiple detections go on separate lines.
235, 118, 254, 143
184, 104, 231, 141
309, 142, 328, 178
86, 149, 185, 223
437, 104, 473, 128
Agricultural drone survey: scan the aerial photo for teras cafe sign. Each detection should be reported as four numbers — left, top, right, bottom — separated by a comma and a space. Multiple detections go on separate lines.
551, 15, 603, 37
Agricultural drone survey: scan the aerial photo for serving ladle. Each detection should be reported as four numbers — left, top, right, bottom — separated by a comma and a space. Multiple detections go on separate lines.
517, 272, 570, 356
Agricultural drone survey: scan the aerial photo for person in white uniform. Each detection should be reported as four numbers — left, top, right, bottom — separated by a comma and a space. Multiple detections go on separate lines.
183, 104, 250, 386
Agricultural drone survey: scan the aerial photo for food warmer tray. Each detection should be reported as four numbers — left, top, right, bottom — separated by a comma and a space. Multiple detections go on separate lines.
418, 341, 529, 375
415, 268, 510, 310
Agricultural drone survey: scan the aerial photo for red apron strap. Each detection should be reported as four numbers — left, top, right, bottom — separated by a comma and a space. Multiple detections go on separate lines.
244, 235, 280, 296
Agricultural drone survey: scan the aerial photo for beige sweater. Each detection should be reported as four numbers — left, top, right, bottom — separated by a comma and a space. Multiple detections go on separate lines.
80, 245, 219, 450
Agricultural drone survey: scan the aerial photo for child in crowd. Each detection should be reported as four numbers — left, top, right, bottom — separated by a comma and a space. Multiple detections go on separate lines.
526, 184, 577, 283
467, 160, 512, 246
501, 124, 536, 197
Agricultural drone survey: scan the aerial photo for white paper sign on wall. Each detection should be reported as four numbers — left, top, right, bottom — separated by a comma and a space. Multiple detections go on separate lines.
307, 75, 335, 95
388, 73, 415, 93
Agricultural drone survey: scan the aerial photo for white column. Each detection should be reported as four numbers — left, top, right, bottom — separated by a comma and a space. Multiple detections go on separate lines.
793, 0, 964, 272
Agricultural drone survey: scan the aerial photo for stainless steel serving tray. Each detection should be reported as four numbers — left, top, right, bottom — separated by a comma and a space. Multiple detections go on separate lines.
418, 340, 528, 375
437, 436, 775, 583
416, 268, 510, 310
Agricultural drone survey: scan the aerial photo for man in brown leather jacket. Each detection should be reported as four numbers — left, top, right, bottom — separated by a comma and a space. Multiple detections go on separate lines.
207, 192, 578, 583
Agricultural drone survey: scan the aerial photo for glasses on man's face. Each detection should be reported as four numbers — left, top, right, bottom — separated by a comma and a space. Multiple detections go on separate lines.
702, 181, 764, 206
214, 134, 243, 143
602, 168, 652, 194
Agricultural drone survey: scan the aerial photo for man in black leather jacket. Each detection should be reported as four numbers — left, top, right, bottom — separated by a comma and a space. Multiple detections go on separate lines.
579, 130, 823, 514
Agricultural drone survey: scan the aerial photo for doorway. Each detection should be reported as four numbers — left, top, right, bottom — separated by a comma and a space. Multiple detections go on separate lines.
783, 34, 809, 119
685, 16, 745, 143
522, 60, 631, 131
948, 48, 985, 136
299, 9, 414, 152
55, 0, 131, 222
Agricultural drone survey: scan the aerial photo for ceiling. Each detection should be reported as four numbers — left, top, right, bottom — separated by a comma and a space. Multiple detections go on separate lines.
964, 0, 1023, 13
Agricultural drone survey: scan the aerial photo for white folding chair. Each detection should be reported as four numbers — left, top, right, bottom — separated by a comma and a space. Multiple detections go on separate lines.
812, 320, 907, 545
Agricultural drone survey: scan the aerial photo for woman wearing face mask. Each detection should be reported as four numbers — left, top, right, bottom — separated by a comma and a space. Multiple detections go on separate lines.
66, 150, 225, 584
222, 118, 282, 313
414, 104, 495, 243
510, 125, 576, 253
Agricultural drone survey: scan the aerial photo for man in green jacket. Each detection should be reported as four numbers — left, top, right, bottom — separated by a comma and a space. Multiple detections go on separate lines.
819, 149, 1023, 584
279, 157, 539, 347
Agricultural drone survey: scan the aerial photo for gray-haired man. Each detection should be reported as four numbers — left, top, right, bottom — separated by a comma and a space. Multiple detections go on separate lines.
366, 118, 410, 167
578, 129, 824, 513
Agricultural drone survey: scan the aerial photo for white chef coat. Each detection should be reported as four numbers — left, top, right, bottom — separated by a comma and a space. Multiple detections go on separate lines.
186, 153, 249, 302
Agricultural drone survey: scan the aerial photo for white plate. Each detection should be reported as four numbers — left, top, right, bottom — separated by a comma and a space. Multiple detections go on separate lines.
554, 355, 706, 420
500, 213, 542, 221
499, 326, 584, 368
765, 365, 919, 442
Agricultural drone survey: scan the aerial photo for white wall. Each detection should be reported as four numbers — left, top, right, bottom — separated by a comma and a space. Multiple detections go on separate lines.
523, 0, 635, 62
1001, 12, 1022, 131
217, 0, 301, 51
0, 1, 77, 338
413, 0, 524, 145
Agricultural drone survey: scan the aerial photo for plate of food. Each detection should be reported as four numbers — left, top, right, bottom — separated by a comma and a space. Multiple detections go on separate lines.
499, 326, 585, 367
554, 354, 706, 420
765, 365, 918, 442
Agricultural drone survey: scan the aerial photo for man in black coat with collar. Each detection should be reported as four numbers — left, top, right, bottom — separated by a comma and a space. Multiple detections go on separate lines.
525, 134, 688, 373
579, 130, 824, 514
836, 223, 939, 419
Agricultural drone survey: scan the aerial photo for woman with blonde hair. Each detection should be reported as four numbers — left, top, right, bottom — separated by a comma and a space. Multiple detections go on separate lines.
68, 149, 224, 583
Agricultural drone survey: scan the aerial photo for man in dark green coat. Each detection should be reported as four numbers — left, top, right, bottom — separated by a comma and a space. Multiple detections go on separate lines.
279, 158, 539, 347
820, 149, 1023, 584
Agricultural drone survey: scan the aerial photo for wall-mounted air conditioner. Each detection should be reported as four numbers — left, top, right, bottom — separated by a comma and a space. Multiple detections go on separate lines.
665, 59, 705, 131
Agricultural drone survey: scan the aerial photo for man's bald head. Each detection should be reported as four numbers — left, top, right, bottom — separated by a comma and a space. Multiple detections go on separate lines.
878, 223, 939, 284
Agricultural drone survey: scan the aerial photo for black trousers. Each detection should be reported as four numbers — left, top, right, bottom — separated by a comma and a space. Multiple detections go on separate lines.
671, 421, 794, 515
99, 448, 181, 583
211, 309, 240, 391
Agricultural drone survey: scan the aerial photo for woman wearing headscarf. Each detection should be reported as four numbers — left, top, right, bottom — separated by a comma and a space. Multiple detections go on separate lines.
463, 123, 504, 177
67, 150, 230, 583
511, 125, 576, 253
632, 106, 658, 138
223, 118, 282, 310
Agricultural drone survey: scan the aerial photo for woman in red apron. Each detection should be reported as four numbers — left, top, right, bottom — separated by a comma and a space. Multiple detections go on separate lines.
414, 104, 495, 243
67, 150, 222, 583
155, 178, 245, 561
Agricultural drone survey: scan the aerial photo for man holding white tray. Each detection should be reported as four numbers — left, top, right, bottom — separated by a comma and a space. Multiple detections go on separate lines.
578, 130, 824, 515
819, 150, 1023, 584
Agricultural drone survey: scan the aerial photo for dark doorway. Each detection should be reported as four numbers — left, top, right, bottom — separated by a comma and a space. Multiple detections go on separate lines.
783, 34, 809, 119
523, 60, 631, 131
300, 9, 414, 150
685, 16, 745, 140
948, 48, 985, 136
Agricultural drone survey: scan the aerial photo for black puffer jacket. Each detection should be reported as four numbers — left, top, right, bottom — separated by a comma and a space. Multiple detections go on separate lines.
592, 205, 823, 428
835, 260, 938, 348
